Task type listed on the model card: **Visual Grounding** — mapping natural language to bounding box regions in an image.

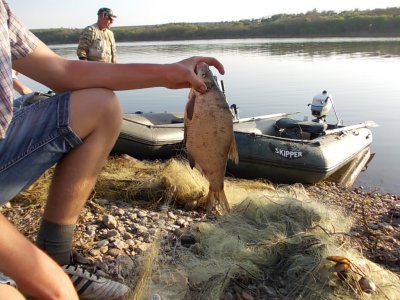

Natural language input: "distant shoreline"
[38,33,400,46]
[32,7,400,45]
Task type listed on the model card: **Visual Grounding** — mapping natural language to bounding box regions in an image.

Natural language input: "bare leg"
[0,88,121,299]
[43,88,122,224]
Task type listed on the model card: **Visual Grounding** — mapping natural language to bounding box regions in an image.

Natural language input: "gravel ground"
[305,182,400,275]
[1,166,399,297]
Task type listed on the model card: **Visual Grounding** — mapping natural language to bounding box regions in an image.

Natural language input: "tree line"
[33,7,400,45]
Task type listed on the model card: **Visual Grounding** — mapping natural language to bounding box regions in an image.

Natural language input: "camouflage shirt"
[76,24,116,63]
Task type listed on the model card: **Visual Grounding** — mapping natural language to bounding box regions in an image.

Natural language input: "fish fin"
[185,89,196,121]
[206,189,230,213]
[228,135,239,165]
[194,163,204,175]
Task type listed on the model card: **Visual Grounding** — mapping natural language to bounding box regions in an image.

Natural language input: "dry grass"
[14,156,276,210]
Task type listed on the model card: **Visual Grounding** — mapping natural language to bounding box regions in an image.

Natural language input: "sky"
[7,0,400,29]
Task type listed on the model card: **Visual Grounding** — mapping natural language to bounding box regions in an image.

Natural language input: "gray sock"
[36,219,76,266]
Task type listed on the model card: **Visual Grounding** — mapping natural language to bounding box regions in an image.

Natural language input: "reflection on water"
[22,38,400,194]
[51,37,400,60]
[119,39,400,61]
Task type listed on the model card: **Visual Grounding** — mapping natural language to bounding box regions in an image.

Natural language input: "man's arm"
[12,78,32,95]
[0,214,78,299]
[76,27,93,61]
[110,31,117,63]
[13,41,225,94]
[0,284,26,300]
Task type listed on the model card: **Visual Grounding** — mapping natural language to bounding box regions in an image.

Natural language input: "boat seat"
[275,118,328,138]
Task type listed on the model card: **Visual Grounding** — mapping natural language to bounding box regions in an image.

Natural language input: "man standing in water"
[77,7,117,63]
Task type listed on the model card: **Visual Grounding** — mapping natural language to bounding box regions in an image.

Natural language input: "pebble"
[224,292,234,300]
[103,215,117,229]
[3,180,400,291]
[241,290,254,300]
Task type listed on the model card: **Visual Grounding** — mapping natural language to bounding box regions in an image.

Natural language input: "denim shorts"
[0,91,82,204]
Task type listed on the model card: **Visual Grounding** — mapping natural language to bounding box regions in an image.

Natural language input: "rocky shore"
[1,158,399,298]
[306,182,400,275]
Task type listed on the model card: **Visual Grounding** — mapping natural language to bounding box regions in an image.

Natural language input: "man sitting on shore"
[0,1,225,299]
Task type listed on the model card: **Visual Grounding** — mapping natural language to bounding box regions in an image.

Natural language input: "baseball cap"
[98,8,117,19]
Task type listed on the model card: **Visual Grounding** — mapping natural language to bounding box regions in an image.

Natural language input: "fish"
[184,62,239,213]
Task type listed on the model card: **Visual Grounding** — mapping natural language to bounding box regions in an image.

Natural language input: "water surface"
[20,38,400,194]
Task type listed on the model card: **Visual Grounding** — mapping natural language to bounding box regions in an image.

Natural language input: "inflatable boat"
[227,91,377,186]
[112,112,185,159]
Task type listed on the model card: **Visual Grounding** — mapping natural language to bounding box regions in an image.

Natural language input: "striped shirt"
[0,0,39,138]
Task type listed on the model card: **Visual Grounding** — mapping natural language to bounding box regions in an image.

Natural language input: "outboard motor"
[230,104,239,121]
[310,90,332,123]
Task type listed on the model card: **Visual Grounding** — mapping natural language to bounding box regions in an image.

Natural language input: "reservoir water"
[20,38,400,194]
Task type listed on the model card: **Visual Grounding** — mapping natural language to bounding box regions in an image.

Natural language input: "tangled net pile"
[134,159,400,300]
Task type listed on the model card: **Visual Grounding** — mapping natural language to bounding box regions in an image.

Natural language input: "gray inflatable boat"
[112,112,184,159]
[227,91,377,186]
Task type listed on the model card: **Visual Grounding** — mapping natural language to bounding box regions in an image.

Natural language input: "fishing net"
[161,158,275,209]
[11,157,400,299]
[133,158,400,300]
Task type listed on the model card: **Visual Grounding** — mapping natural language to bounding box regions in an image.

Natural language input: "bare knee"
[69,88,122,139]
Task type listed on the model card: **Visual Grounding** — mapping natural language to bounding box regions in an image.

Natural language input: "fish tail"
[206,189,231,213]
[228,136,239,165]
